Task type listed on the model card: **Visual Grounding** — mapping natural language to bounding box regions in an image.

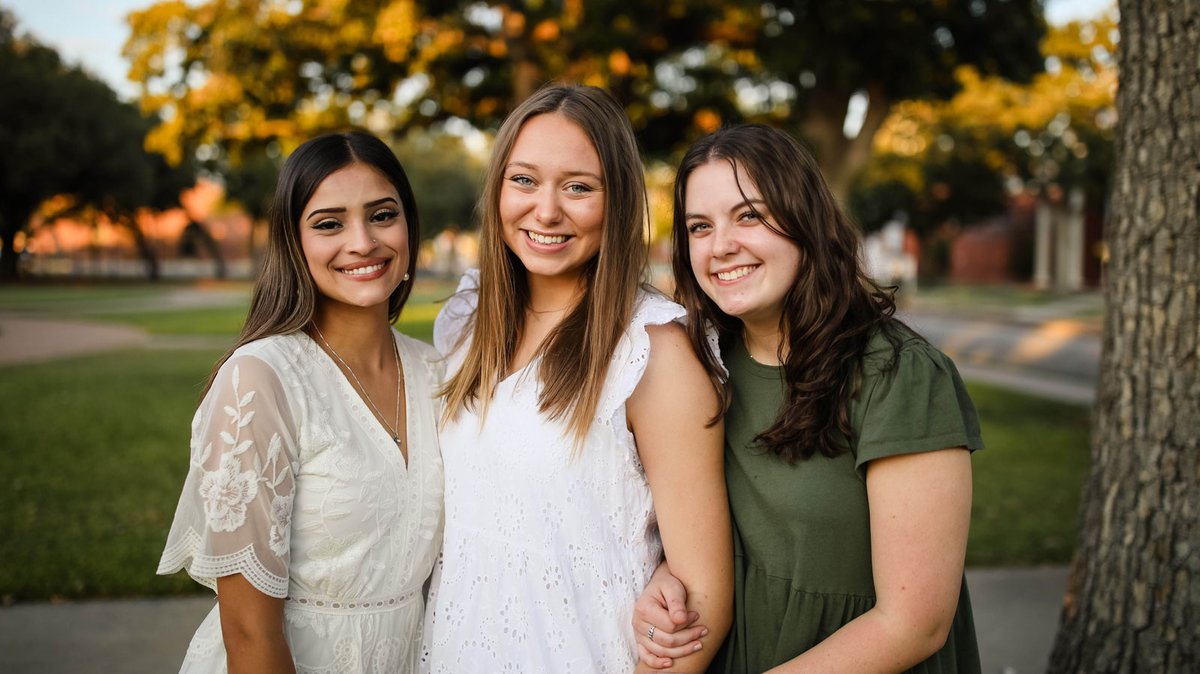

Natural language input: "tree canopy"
[124,0,1046,200]
[850,13,1117,235]
[0,11,193,281]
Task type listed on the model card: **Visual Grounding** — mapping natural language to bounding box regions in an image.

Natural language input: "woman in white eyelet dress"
[158,131,443,674]
[422,84,731,673]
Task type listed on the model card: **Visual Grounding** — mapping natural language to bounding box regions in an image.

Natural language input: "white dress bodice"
[158,330,444,673]
[422,270,684,673]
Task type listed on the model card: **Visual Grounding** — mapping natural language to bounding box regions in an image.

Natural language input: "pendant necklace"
[312,324,403,447]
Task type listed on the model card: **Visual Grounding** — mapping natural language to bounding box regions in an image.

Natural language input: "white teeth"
[528,231,567,245]
[341,262,386,276]
[716,266,755,281]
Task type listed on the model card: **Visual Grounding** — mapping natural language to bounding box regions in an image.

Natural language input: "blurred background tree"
[123,0,1045,200]
[0,10,194,281]
[851,14,1117,238]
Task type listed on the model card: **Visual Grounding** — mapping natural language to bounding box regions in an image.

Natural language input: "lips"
[338,259,389,276]
[715,264,758,281]
[526,230,571,245]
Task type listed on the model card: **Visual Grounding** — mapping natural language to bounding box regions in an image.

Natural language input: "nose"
[534,189,562,226]
[346,218,377,254]
[712,222,740,257]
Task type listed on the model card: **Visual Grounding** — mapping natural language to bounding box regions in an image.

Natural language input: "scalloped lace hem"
[158,528,288,598]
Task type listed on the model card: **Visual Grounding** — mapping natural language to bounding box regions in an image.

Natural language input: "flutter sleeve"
[433,268,480,358]
[157,353,299,598]
[853,336,984,473]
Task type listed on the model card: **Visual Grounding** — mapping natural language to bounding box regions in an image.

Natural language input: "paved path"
[0,315,149,366]
[0,566,1068,673]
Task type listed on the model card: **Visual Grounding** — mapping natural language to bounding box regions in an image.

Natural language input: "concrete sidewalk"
[0,566,1068,673]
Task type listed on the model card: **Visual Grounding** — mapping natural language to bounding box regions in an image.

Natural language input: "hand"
[633,564,708,669]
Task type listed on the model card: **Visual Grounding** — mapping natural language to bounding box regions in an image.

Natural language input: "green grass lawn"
[0,352,1091,601]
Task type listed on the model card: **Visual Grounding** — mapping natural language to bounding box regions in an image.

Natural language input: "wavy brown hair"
[672,124,902,462]
[203,131,420,396]
[440,84,648,443]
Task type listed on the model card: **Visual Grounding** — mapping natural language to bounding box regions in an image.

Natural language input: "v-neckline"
[304,330,410,470]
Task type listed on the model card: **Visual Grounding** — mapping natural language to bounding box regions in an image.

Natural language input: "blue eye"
[509,175,534,187]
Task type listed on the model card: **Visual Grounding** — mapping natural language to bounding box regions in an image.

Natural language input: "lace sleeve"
[157,354,299,598]
[433,269,480,357]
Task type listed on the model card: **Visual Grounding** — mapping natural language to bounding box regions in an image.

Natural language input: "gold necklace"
[312,324,403,447]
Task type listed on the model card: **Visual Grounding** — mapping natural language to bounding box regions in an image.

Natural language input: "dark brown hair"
[440,83,648,443]
[204,130,420,395]
[672,123,901,462]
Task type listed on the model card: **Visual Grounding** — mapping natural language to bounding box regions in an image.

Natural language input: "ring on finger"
[647,625,656,641]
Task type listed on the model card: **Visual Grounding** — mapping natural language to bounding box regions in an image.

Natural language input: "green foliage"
[0,11,194,281]
[850,15,1117,233]
[124,1,1045,201]
[394,130,484,237]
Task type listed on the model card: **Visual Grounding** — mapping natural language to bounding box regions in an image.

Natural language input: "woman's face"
[683,159,801,330]
[299,162,409,311]
[499,113,605,284]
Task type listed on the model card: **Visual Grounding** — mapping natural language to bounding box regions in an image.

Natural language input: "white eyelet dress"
[158,330,444,673]
[421,269,685,673]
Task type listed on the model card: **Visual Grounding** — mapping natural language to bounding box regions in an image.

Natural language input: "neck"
[311,302,393,369]
[741,322,786,366]
[525,273,585,316]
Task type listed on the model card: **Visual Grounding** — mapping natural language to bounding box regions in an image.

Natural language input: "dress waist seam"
[285,590,420,615]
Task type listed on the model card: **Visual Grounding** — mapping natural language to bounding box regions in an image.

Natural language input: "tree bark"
[1048,1,1200,671]
[799,83,891,205]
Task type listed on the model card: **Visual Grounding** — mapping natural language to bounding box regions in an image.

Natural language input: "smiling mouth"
[716,265,757,281]
[526,230,570,245]
[340,261,388,276]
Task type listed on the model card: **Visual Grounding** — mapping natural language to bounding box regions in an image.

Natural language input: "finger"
[644,623,709,656]
[662,579,691,625]
[637,642,675,670]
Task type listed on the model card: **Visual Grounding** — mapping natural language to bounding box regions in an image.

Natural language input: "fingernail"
[701,628,709,636]
[693,642,703,651]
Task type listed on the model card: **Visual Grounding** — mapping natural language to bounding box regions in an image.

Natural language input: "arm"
[633,560,707,669]
[627,322,733,673]
[766,448,972,674]
[216,573,296,673]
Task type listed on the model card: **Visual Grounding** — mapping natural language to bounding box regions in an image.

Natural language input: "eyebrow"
[684,198,768,221]
[505,161,603,182]
[305,197,399,221]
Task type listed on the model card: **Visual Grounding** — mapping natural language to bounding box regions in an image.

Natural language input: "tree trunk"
[1047,1,1200,671]
[799,84,891,205]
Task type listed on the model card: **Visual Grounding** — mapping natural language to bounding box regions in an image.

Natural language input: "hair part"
[203,130,420,396]
[671,123,902,462]
[440,83,649,444]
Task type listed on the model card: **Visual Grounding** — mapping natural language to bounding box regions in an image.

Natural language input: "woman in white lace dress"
[422,84,732,673]
[158,131,443,673]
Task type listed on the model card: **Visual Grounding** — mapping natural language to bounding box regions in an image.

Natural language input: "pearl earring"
[402,273,411,282]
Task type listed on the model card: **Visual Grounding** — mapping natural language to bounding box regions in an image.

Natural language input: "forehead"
[508,113,601,170]
[685,159,762,207]
[308,163,398,202]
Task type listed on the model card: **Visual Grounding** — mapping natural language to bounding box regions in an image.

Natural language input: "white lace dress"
[158,330,444,674]
[421,270,683,673]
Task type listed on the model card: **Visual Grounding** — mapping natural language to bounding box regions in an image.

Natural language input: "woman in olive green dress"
[632,124,983,673]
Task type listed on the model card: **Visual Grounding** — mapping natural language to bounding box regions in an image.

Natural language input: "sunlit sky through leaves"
[8,0,1114,104]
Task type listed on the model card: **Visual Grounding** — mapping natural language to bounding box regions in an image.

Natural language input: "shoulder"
[860,323,954,381]
[630,285,686,330]
[215,334,305,386]
[394,329,445,382]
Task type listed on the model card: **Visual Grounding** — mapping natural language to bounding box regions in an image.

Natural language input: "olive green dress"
[710,328,984,674]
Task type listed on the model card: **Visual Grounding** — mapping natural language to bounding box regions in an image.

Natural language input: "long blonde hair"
[441,84,648,442]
